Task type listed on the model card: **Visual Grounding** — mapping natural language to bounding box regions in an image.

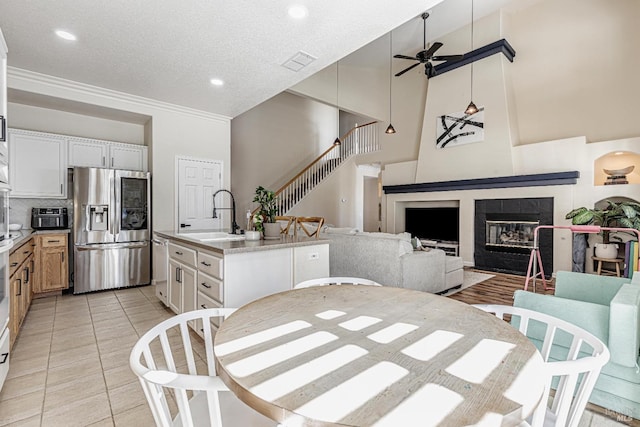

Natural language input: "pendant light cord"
[470,0,474,101]
[389,31,392,123]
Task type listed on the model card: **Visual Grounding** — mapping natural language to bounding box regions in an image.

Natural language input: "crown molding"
[7,67,231,122]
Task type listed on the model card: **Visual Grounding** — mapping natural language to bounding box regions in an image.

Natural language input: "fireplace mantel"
[383,171,580,194]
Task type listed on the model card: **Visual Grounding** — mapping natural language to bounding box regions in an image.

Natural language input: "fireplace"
[485,215,539,252]
[475,198,553,276]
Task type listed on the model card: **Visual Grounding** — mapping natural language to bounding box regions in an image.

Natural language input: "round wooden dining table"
[214,285,545,427]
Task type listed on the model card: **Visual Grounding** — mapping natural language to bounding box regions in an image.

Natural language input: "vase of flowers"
[252,186,280,239]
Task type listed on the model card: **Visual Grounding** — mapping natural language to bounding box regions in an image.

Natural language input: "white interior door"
[177,158,222,231]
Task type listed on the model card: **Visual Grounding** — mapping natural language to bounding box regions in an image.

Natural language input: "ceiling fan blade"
[424,42,443,58]
[395,62,420,77]
[431,54,465,62]
[393,54,417,60]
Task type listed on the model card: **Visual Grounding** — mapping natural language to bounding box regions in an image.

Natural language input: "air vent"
[282,51,317,72]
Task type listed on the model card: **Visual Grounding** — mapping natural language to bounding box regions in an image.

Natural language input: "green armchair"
[513,271,640,420]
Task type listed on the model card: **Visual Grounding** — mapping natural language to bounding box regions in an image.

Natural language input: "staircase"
[275,121,379,215]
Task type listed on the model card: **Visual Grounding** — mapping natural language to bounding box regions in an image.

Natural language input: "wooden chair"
[130,308,276,427]
[472,304,610,427]
[294,276,381,289]
[295,216,324,239]
[274,215,295,235]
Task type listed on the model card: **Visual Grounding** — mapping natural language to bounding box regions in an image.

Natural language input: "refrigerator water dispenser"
[88,205,109,231]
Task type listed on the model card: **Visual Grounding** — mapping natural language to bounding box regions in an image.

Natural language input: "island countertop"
[154,230,328,255]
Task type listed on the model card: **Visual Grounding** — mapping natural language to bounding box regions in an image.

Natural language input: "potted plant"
[565,200,640,258]
[252,186,280,239]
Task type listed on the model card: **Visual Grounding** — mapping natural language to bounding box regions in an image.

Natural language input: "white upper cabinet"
[68,139,147,171]
[68,139,108,168]
[109,143,147,171]
[9,129,67,198]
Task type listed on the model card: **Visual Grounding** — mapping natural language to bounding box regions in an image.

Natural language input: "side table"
[592,256,624,277]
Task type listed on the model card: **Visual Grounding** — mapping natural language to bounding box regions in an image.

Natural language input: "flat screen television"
[405,207,459,242]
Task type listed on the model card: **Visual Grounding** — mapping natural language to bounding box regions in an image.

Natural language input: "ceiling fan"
[394,12,465,78]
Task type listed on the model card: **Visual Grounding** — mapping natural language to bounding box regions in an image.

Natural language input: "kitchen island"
[153,231,329,336]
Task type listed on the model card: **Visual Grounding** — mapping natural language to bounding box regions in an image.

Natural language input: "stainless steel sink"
[181,232,245,242]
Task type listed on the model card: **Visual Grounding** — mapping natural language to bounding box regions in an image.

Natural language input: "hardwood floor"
[447,268,553,306]
[446,269,638,426]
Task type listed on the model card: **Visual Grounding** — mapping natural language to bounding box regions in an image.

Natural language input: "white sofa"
[321,228,464,294]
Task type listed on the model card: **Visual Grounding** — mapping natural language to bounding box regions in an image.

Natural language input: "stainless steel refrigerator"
[73,167,151,294]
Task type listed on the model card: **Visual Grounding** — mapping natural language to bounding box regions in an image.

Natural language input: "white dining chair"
[130,308,276,427]
[472,304,610,427]
[294,276,382,289]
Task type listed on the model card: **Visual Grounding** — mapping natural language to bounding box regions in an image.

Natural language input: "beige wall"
[230,91,338,215]
[287,158,359,228]
[291,30,429,167]
[8,102,146,144]
[508,0,640,145]
[8,69,230,231]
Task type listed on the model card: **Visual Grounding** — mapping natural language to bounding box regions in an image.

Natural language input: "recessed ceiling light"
[210,78,224,86]
[55,30,77,41]
[614,151,625,155]
[288,5,308,19]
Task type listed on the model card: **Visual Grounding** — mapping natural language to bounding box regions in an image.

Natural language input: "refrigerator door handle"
[75,242,149,251]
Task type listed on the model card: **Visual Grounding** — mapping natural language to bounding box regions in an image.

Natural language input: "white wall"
[8,69,230,231]
[8,102,145,144]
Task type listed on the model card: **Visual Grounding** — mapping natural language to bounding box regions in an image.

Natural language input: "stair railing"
[273,121,379,214]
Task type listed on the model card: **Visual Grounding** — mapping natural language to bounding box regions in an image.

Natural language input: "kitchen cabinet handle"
[10,262,18,267]
[200,304,207,309]
[60,184,63,193]
[24,266,29,284]
[48,240,61,243]
[175,251,183,255]
[200,282,211,289]
[61,252,64,263]
[16,279,21,296]
[0,353,8,364]
[175,267,180,283]
[23,250,29,254]
[201,261,211,267]
[102,156,106,166]
[111,157,114,167]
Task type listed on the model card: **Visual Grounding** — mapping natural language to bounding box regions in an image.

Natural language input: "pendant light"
[334,60,341,145]
[385,31,396,134]
[464,0,478,116]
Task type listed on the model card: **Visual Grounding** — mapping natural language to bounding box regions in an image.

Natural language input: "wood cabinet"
[8,238,35,348]
[8,130,67,198]
[68,138,148,171]
[35,234,68,293]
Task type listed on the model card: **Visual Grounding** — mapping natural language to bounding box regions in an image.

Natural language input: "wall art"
[436,107,484,149]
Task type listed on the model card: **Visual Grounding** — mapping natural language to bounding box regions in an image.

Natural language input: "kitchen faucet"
[212,189,240,234]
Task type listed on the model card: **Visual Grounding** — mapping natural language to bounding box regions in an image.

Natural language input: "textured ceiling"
[0,0,518,118]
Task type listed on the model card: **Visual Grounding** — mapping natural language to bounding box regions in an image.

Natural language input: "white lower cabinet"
[159,238,329,335]
[168,246,197,316]
[0,328,9,393]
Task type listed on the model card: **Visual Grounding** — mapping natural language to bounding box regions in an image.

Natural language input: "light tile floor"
[0,285,635,426]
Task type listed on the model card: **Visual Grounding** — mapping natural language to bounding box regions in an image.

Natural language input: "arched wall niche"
[594,151,640,186]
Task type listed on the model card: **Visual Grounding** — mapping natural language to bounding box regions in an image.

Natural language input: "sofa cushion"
[324,227,359,235]
[445,256,463,274]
